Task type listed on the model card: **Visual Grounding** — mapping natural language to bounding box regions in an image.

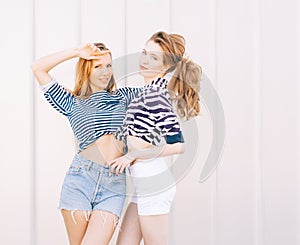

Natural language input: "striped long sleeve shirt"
[43,79,142,153]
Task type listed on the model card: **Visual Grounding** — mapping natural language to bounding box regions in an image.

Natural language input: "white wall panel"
[171,114,214,245]
[126,0,171,54]
[0,1,32,244]
[81,0,126,58]
[214,0,258,244]
[171,0,216,81]
[170,1,216,244]
[260,0,299,244]
[34,0,81,244]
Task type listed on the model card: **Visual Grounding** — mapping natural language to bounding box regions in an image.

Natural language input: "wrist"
[69,47,81,58]
[126,153,136,161]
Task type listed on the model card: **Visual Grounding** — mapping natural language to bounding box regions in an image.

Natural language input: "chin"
[139,70,147,76]
[139,70,156,78]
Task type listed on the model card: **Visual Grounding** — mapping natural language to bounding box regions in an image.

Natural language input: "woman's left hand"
[109,155,135,175]
[77,43,109,60]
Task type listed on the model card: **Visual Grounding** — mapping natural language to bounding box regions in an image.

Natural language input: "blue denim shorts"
[58,154,126,218]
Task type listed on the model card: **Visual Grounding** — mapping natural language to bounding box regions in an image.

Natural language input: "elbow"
[31,61,39,74]
[31,59,45,75]
[176,142,185,154]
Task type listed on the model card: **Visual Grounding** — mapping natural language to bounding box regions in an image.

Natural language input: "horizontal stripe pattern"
[115,78,184,145]
[44,80,141,152]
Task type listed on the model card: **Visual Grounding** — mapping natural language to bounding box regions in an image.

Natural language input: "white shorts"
[129,157,176,216]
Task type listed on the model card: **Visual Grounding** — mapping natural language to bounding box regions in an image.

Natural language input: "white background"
[0,0,299,244]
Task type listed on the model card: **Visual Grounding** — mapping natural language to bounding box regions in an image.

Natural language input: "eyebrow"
[143,49,161,59]
[93,62,103,67]
[93,61,112,66]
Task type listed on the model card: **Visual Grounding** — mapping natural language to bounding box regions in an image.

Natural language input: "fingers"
[109,162,116,174]
[109,159,120,175]
[88,43,97,51]
[89,55,102,59]
[88,43,110,55]
[109,163,121,176]
[108,155,132,175]
[120,165,126,174]
[115,164,122,176]
[109,160,127,176]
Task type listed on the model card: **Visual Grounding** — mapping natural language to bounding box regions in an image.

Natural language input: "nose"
[100,67,110,75]
[140,53,149,65]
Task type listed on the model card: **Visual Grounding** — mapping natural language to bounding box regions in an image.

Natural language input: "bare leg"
[81,210,118,245]
[116,203,142,245]
[61,209,89,245]
[139,214,169,245]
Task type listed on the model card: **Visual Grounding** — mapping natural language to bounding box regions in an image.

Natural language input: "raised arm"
[31,43,107,86]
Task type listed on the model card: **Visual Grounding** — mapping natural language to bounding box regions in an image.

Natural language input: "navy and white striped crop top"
[115,77,184,145]
[43,79,142,153]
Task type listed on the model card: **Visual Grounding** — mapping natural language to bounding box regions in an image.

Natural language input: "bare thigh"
[61,209,118,245]
[81,210,119,245]
[139,214,169,245]
[116,203,142,245]
[61,209,89,245]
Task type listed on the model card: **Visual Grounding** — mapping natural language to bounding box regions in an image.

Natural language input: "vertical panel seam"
[30,0,36,244]
[169,0,172,32]
[168,2,174,245]
[78,0,82,45]
[212,0,218,244]
[253,0,263,244]
[124,0,128,86]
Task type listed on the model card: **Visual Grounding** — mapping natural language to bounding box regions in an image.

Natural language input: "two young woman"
[32,31,201,245]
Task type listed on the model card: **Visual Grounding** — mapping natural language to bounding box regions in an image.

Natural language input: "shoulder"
[144,85,170,101]
[45,79,74,97]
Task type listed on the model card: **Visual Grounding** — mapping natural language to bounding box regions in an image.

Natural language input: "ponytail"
[149,31,202,119]
[168,59,201,120]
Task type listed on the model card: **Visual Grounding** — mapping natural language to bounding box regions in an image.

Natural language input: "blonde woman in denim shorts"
[32,43,142,245]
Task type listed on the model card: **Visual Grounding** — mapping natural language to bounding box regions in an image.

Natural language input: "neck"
[144,75,162,85]
[90,85,106,93]
[92,89,105,93]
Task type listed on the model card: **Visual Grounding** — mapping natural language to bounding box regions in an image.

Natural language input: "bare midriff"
[79,134,124,166]
[127,135,153,152]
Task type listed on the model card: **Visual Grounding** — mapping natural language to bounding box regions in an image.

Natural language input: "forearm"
[127,142,185,161]
[31,47,79,86]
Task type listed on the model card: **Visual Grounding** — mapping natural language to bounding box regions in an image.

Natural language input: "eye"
[107,64,112,68]
[94,65,102,69]
[151,55,158,61]
[142,50,146,55]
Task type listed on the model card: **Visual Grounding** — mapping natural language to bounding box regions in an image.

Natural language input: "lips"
[99,78,109,82]
[140,65,149,70]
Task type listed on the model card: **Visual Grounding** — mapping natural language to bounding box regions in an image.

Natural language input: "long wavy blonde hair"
[73,43,116,98]
[149,31,201,120]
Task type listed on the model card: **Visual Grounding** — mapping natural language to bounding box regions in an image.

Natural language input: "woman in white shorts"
[110,31,202,245]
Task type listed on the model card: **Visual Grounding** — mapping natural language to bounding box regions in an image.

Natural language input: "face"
[139,40,167,83]
[89,53,113,92]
